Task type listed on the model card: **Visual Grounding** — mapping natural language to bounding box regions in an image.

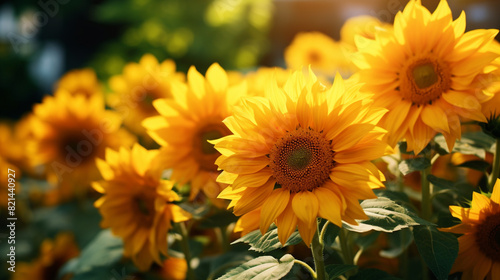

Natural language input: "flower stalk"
[490,138,500,192]
[311,220,327,280]
[175,222,196,280]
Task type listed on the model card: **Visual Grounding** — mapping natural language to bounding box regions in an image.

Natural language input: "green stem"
[294,260,317,279]
[311,220,327,280]
[339,229,355,276]
[420,165,432,221]
[215,226,230,253]
[174,222,196,280]
[490,138,500,192]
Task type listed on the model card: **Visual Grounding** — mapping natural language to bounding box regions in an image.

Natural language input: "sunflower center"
[60,132,98,164]
[399,56,451,106]
[133,193,156,226]
[308,51,321,64]
[269,127,335,193]
[475,211,500,262]
[135,197,151,216]
[193,122,230,172]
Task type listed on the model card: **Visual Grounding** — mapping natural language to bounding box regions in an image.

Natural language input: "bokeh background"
[1,0,500,121]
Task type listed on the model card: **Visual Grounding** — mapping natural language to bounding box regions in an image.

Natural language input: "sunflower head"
[55,68,102,98]
[440,179,500,279]
[143,63,247,205]
[214,69,391,246]
[354,0,499,154]
[107,54,185,139]
[27,90,135,196]
[340,15,392,50]
[93,144,191,271]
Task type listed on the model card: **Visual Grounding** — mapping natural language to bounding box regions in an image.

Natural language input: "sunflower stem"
[174,222,196,280]
[339,228,356,278]
[420,165,432,221]
[294,259,317,279]
[311,220,327,280]
[489,138,500,192]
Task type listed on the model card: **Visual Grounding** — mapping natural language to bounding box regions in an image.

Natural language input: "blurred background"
[1,0,499,121]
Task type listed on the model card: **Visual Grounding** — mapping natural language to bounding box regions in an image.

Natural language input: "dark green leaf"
[412,225,458,280]
[350,268,401,280]
[380,228,413,258]
[60,229,126,280]
[356,231,381,249]
[398,157,431,175]
[326,264,357,279]
[455,160,491,172]
[199,210,239,229]
[342,198,433,233]
[217,254,295,280]
[322,221,341,246]
[427,175,454,190]
[232,225,302,253]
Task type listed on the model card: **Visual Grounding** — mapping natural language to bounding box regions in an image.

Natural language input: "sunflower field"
[2,0,500,279]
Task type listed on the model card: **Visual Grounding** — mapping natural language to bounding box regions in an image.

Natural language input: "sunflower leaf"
[216,254,295,280]
[231,224,302,253]
[325,264,358,279]
[412,225,458,280]
[398,157,431,175]
[343,197,433,233]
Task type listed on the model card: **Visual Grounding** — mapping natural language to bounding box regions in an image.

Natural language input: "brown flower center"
[59,131,99,165]
[193,123,230,172]
[269,127,335,192]
[475,211,500,262]
[133,193,156,226]
[399,56,451,106]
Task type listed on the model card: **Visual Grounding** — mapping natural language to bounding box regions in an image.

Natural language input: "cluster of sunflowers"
[2,0,500,279]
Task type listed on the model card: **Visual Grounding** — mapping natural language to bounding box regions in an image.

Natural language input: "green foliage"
[412,225,458,280]
[434,131,496,159]
[199,210,239,229]
[342,197,433,233]
[217,254,295,280]
[350,268,401,280]
[60,229,128,280]
[398,157,431,176]
[232,224,303,253]
[380,228,413,258]
[325,264,358,279]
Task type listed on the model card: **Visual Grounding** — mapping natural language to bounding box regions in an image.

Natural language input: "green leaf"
[412,225,458,280]
[350,268,401,280]
[325,264,357,279]
[217,254,295,280]
[434,133,495,159]
[232,224,302,253]
[199,210,239,229]
[380,228,413,258]
[398,157,431,175]
[455,160,491,172]
[342,198,433,233]
[60,229,126,280]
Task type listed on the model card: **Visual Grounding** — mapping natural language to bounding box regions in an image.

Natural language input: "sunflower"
[55,68,102,98]
[27,90,135,197]
[340,15,392,50]
[440,179,500,279]
[93,144,191,271]
[108,54,185,139]
[354,0,499,154]
[14,233,79,280]
[213,69,391,246]
[284,32,346,76]
[143,63,247,204]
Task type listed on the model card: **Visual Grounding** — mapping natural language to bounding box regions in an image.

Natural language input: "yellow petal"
[260,188,290,234]
[292,191,319,226]
[314,187,342,227]
[276,199,298,245]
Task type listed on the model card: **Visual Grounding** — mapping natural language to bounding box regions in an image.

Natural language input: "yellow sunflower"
[108,54,185,139]
[213,69,391,246]
[354,0,499,154]
[440,179,500,279]
[27,90,135,197]
[93,144,191,271]
[55,68,102,98]
[340,15,392,50]
[143,63,247,204]
[284,32,346,76]
[14,233,79,280]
